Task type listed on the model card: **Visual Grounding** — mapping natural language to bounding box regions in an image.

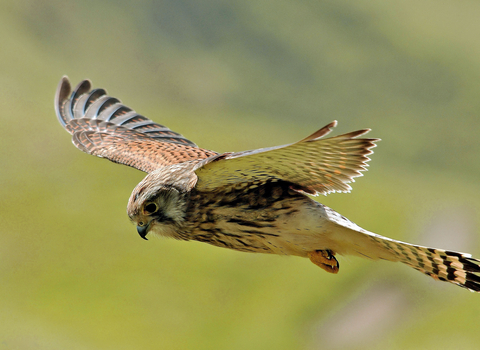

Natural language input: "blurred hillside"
[1,0,480,349]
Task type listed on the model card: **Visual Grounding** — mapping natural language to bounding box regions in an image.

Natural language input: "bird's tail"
[320,205,480,292]
[367,234,480,292]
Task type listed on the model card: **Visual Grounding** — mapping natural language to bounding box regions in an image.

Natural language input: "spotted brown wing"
[55,77,217,173]
[195,121,379,195]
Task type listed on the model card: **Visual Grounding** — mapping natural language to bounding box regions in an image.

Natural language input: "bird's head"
[127,168,194,240]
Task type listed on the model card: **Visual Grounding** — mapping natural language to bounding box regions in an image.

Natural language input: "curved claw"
[308,250,339,274]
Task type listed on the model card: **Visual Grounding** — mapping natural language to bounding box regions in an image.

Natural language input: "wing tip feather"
[299,121,338,142]
[54,76,72,127]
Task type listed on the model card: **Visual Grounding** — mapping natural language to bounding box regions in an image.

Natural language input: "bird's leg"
[308,250,339,274]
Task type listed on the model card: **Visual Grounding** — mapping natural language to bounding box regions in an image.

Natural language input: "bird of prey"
[55,76,480,292]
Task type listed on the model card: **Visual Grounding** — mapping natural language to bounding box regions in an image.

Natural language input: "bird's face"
[127,181,187,240]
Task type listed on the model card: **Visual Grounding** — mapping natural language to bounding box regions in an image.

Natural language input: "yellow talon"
[308,250,339,274]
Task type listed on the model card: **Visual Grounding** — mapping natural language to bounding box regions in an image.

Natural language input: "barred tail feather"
[372,236,480,292]
[322,206,480,292]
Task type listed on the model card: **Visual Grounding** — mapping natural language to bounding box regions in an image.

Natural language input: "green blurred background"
[1,0,480,349]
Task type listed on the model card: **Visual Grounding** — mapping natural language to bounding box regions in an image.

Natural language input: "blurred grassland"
[1,0,480,349]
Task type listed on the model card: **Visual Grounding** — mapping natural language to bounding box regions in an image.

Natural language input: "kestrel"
[55,76,480,292]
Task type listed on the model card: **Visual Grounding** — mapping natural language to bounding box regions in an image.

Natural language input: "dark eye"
[144,202,158,215]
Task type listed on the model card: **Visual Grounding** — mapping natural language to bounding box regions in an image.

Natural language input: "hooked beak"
[137,222,150,240]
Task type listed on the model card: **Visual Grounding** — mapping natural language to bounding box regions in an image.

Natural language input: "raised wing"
[194,121,379,195]
[55,77,217,173]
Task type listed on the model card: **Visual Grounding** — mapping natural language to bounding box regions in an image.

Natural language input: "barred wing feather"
[55,77,217,173]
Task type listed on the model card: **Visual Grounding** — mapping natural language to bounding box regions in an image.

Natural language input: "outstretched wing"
[55,76,217,173]
[195,121,379,195]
